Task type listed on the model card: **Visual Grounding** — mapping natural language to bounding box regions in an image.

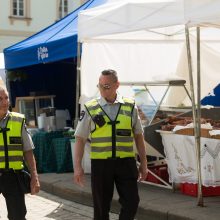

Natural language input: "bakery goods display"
[160,116,220,139]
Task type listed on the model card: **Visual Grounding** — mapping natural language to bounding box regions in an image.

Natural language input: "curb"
[40,178,193,220]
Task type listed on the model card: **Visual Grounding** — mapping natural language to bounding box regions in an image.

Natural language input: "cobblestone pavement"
[0,191,119,220]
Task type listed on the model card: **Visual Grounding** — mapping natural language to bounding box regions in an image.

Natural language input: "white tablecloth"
[160,132,220,186]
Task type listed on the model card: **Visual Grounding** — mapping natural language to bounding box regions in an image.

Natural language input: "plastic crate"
[180,183,220,197]
[145,164,169,185]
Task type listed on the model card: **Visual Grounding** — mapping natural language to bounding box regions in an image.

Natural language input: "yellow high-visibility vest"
[85,98,135,159]
[0,112,24,170]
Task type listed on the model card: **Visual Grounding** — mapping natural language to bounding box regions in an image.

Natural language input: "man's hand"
[23,150,40,194]
[30,175,40,195]
[73,167,85,187]
[138,164,148,182]
[73,136,86,187]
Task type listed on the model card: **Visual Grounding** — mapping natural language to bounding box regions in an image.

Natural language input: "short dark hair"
[101,69,118,82]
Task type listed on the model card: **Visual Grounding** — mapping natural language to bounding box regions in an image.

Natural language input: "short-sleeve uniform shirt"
[75,94,143,140]
[0,111,34,152]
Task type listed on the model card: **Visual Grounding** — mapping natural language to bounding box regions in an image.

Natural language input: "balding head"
[0,86,9,119]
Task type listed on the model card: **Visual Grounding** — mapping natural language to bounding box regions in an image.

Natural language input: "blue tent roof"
[3,0,106,70]
[201,83,220,106]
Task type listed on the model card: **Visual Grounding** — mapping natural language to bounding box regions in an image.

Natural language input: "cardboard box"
[180,183,220,197]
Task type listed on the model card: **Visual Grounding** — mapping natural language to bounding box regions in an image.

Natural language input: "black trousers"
[91,158,139,220]
[0,172,26,220]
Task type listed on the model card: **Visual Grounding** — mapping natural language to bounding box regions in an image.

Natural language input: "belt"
[0,168,22,173]
[91,157,135,161]
[107,157,134,160]
[0,169,23,177]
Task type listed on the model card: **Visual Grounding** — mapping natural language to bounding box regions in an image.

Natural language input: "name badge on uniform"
[116,129,131,136]
[10,137,22,144]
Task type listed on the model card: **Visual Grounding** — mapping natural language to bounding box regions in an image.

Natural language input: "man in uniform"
[0,86,40,220]
[73,69,147,220]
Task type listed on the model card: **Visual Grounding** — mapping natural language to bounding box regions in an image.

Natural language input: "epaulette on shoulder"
[123,97,135,104]
[85,98,98,106]
[10,112,25,119]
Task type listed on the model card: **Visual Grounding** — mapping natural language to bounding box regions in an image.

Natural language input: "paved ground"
[0,191,118,220]
[2,173,220,219]
[39,173,220,220]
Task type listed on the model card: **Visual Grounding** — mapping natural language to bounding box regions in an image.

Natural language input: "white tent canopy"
[0,53,5,69]
[78,0,220,41]
[78,0,220,105]
[0,53,6,86]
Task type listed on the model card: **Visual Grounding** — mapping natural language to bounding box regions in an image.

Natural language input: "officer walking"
[0,86,40,220]
[73,69,148,220]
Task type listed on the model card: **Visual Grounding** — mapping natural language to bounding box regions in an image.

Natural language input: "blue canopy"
[201,84,220,106]
[3,0,106,70]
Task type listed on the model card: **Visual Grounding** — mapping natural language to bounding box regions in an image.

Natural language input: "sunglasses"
[97,83,112,90]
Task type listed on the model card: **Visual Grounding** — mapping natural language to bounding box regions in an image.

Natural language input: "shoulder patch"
[79,110,85,121]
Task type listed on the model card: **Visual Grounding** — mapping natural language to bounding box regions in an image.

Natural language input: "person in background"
[0,86,40,220]
[73,69,148,220]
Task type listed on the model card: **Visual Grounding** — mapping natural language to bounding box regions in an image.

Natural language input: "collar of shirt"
[0,111,9,121]
[97,93,124,107]
[0,111,10,127]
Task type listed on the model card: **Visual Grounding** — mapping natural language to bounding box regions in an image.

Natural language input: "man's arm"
[73,136,86,187]
[134,133,148,181]
[24,150,40,195]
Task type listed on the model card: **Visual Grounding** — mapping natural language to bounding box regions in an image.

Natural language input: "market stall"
[77,0,220,204]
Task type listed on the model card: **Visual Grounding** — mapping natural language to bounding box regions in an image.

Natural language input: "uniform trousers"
[91,158,139,220]
[0,172,27,220]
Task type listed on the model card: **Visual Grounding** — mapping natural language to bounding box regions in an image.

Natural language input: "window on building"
[59,0,68,19]
[12,0,25,17]
[9,0,31,25]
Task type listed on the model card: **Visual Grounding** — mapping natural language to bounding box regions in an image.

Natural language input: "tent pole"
[196,26,203,206]
[185,25,203,206]
[74,41,81,129]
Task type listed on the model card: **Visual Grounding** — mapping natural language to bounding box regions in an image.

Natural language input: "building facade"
[0,0,86,52]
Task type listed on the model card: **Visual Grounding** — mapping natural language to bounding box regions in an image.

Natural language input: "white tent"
[0,53,5,69]
[0,53,6,86]
[78,0,220,40]
[77,0,220,204]
[78,0,220,106]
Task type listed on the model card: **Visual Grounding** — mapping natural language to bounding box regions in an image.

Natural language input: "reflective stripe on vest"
[0,112,24,170]
[85,98,135,159]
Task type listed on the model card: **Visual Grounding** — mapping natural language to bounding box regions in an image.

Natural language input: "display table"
[48,137,73,173]
[159,131,220,186]
[32,131,73,173]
